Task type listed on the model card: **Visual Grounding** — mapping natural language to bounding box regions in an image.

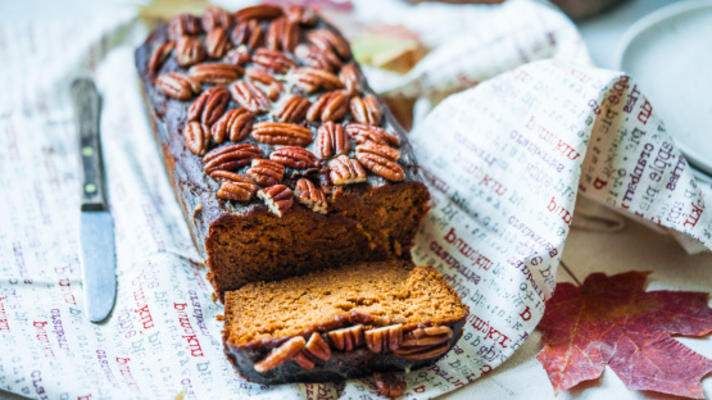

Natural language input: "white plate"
[617,0,712,176]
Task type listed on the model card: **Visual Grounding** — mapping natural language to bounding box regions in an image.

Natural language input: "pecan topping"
[205,27,231,59]
[303,332,331,361]
[350,95,382,126]
[276,94,311,123]
[373,373,407,398]
[189,63,243,85]
[339,64,362,97]
[392,342,450,361]
[327,325,363,352]
[225,47,250,66]
[306,91,348,122]
[307,29,351,59]
[251,122,313,146]
[246,158,285,186]
[295,178,327,214]
[328,155,367,185]
[266,17,298,52]
[289,67,344,94]
[254,336,304,373]
[201,5,232,31]
[231,20,263,49]
[252,48,295,75]
[401,326,453,347]
[203,143,262,173]
[315,122,349,159]
[182,121,209,156]
[356,152,405,182]
[156,72,200,100]
[187,86,230,125]
[148,40,174,77]
[167,14,202,40]
[364,324,404,353]
[235,5,283,23]
[175,36,205,67]
[295,44,341,72]
[292,352,315,370]
[257,184,293,217]
[270,146,318,169]
[211,171,258,202]
[284,5,317,26]
[210,108,253,144]
[229,81,271,114]
[355,142,400,162]
[245,67,284,100]
[345,124,400,146]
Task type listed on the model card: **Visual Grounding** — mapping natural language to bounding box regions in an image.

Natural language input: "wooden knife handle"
[71,78,106,211]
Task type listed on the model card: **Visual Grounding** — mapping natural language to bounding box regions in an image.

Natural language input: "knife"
[71,78,117,323]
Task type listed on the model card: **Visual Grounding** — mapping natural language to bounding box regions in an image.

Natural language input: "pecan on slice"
[364,324,404,353]
[182,121,209,156]
[187,86,230,125]
[270,146,318,169]
[211,171,258,202]
[355,141,400,162]
[225,47,251,67]
[235,4,283,23]
[356,152,405,182]
[293,331,331,369]
[294,44,341,73]
[339,64,362,97]
[156,72,201,100]
[148,40,174,78]
[315,122,349,159]
[275,94,311,123]
[231,20,263,49]
[246,158,285,186]
[401,326,453,347]
[307,29,351,59]
[392,342,450,361]
[189,63,243,85]
[350,95,382,126]
[284,5,317,26]
[257,184,293,217]
[201,5,232,31]
[210,108,253,143]
[203,143,262,173]
[292,352,315,370]
[245,67,284,100]
[251,122,313,146]
[254,335,305,373]
[373,373,406,398]
[205,27,231,59]
[289,67,344,94]
[345,124,400,146]
[167,14,202,40]
[327,325,364,352]
[266,17,298,53]
[328,155,367,185]
[294,178,327,214]
[175,36,205,67]
[228,81,271,114]
[252,48,295,75]
[306,91,348,122]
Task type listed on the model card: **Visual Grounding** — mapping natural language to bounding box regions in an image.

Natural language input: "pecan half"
[167,14,202,40]
[182,121,208,156]
[292,352,315,370]
[306,91,348,122]
[205,27,231,59]
[339,64,362,97]
[356,152,405,182]
[187,86,230,125]
[345,124,400,146]
[294,178,327,214]
[327,325,364,352]
[328,155,367,185]
[355,142,400,162]
[307,29,351,59]
[364,324,404,353]
[203,143,262,173]
[257,184,293,217]
[275,94,311,123]
[246,158,285,186]
[175,36,205,67]
[373,373,407,398]
[254,336,304,373]
[211,171,258,202]
[294,44,341,72]
[189,63,243,85]
[289,67,344,94]
[201,5,232,31]
[252,48,295,75]
[156,72,201,100]
[401,326,453,347]
[392,342,450,361]
[284,5,317,26]
[225,47,251,66]
[315,122,349,159]
[235,5,283,23]
[231,20,263,49]
[229,81,271,114]
[350,95,382,126]
[210,108,253,143]
[245,67,284,100]
[293,331,331,369]
[266,17,298,52]
[148,40,174,77]
[270,146,318,169]
[251,122,313,146]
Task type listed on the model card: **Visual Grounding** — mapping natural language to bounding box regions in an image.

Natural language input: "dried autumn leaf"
[537,271,712,399]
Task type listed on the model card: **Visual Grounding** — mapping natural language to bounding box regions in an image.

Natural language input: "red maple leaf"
[537,271,712,399]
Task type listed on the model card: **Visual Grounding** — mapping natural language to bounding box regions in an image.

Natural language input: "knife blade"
[71,78,117,323]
